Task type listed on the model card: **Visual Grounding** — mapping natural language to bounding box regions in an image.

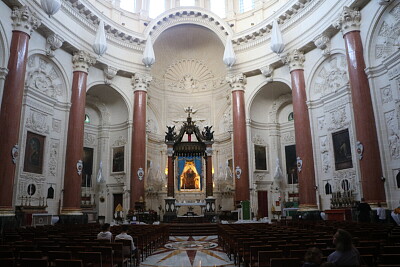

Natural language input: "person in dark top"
[327,229,360,266]
[302,247,323,267]
[357,198,372,222]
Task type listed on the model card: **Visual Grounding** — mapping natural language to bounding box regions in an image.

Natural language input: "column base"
[58,214,87,224]
[60,208,83,216]
[298,204,318,211]
[0,207,15,216]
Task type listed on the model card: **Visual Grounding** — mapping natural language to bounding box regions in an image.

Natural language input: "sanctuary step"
[167,223,218,236]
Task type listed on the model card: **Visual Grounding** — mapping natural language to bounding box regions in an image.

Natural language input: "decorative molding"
[269,94,292,123]
[48,140,59,177]
[112,136,127,146]
[26,55,65,100]
[328,105,350,131]
[312,54,348,98]
[381,85,393,104]
[26,110,50,134]
[26,99,54,115]
[132,73,152,92]
[46,33,64,58]
[72,50,96,73]
[283,49,305,72]
[113,175,125,184]
[282,131,295,144]
[52,119,61,133]
[11,6,41,36]
[103,65,118,85]
[385,110,400,159]
[252,134,266,145]
[318,116,326,130]
[375,4,400,61]
[0,67,8,80]
[163,59,220,93]
[84,132,96,146]
[333,6,361,35]
[379,0,394,5]
[226,73,247,92]
[260,65,274,83]
[313,33,331,56]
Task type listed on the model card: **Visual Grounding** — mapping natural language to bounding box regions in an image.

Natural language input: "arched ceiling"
[250,81,292,123]
[151,24,227,81]
[86,85,129,125]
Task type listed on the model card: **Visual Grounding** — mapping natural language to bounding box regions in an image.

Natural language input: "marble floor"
[140,235,234,267]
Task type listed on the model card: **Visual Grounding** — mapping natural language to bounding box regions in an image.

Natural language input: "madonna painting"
[180,160,200,190]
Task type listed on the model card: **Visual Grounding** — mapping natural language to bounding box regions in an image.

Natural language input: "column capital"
[131,73,152,92]
[333,6,361,35]
[226,73,247,92]
[72,50,96,73]
[0,67,9,80]
[283,49,305,72]
[313,33,331,56]
[11,6,41,36]
[46,33,64,57]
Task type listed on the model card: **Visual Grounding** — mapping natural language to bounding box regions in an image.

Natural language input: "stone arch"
[25,53,69,103]
[308,52,349,102]
[145,7,233,44]
[0,19,9,67]
[365,1,400,67]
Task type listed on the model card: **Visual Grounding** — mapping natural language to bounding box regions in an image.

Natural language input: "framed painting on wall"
[332,129,353,170]
[112,146,125,173]
[254,144,267,171]
[23,131,45,174]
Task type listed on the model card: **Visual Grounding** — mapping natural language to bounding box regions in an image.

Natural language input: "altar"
[175,202,206,216]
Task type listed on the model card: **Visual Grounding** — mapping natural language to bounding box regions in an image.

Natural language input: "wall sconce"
[165,167,168,176]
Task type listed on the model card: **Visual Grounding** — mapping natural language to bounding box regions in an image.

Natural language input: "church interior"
[0,0,400,266]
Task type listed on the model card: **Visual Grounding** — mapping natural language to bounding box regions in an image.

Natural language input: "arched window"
[120,0,136,12]
[149,0,165,18]
[239,0,254,13]
[288,112,294,121]
[180,0,195,6]
[84,114,90,124]
[211,0,226,18]
[325,182,332,195]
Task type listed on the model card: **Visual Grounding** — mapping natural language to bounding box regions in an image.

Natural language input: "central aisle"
[140,235,234,267]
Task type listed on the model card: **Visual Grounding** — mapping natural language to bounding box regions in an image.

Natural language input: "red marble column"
[0,6,40,214]
[61,51,95,215]
[205,144,213,197]
[227,74,250,202]
[335,7,385,203]
[130,73,151,209]
[285,49,317,209]
[167,144,175,198]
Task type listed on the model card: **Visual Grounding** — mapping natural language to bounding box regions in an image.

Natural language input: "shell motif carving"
[164,59,218,92]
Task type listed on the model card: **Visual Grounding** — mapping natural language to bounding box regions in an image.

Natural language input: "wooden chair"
[19,250,44,259]
[269,257,301,267]
[48,251,72,266]
[0,258,15,267]
[249,245,272,267]
[77,251,102,267]
[379,254,400,265]
[20,258,48,267]
[92,246,117,267]
[257,250,283,267]
[0,250,14,259]
[54,259,83,267]
[115,239,138,267]
[111,243,128,267]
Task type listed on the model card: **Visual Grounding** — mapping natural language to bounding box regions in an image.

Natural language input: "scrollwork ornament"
[137,167,144,181]
[356,141,364,160]
[11,144,19,164]
[77,160,83,175]
[297,157,303,172]
[235,166,242,179]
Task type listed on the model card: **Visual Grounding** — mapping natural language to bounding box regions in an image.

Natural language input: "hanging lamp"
[92,20,107,57]
[142,35,155,67]
[270,19,285,55]
[223,36,236,68]
[40,0,61,18]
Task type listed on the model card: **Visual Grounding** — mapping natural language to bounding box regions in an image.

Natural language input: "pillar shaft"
[205,153,213,197]
[62,71,88,214]
[167,146,175,197]
[335,6,386,203]
[0,31,30,212]
[343,31,385,202]
[291,69,317,208]
[227,74,250,202]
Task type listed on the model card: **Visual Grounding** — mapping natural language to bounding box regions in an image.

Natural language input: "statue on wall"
[165,125,176,142]
[202,126,214,141]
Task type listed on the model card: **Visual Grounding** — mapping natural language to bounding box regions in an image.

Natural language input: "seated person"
[97,223,112,242]
[115,224,136,254]
[327,229,360,266]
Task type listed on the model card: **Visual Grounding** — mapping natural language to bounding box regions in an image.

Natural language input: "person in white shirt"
[115,224,136,253]
[376,202,386,223]
[97,223,112,242]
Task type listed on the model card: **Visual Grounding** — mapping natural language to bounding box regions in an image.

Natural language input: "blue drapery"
[177,156,202,190]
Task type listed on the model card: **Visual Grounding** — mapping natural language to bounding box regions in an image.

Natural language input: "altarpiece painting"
[177,157,202,191]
